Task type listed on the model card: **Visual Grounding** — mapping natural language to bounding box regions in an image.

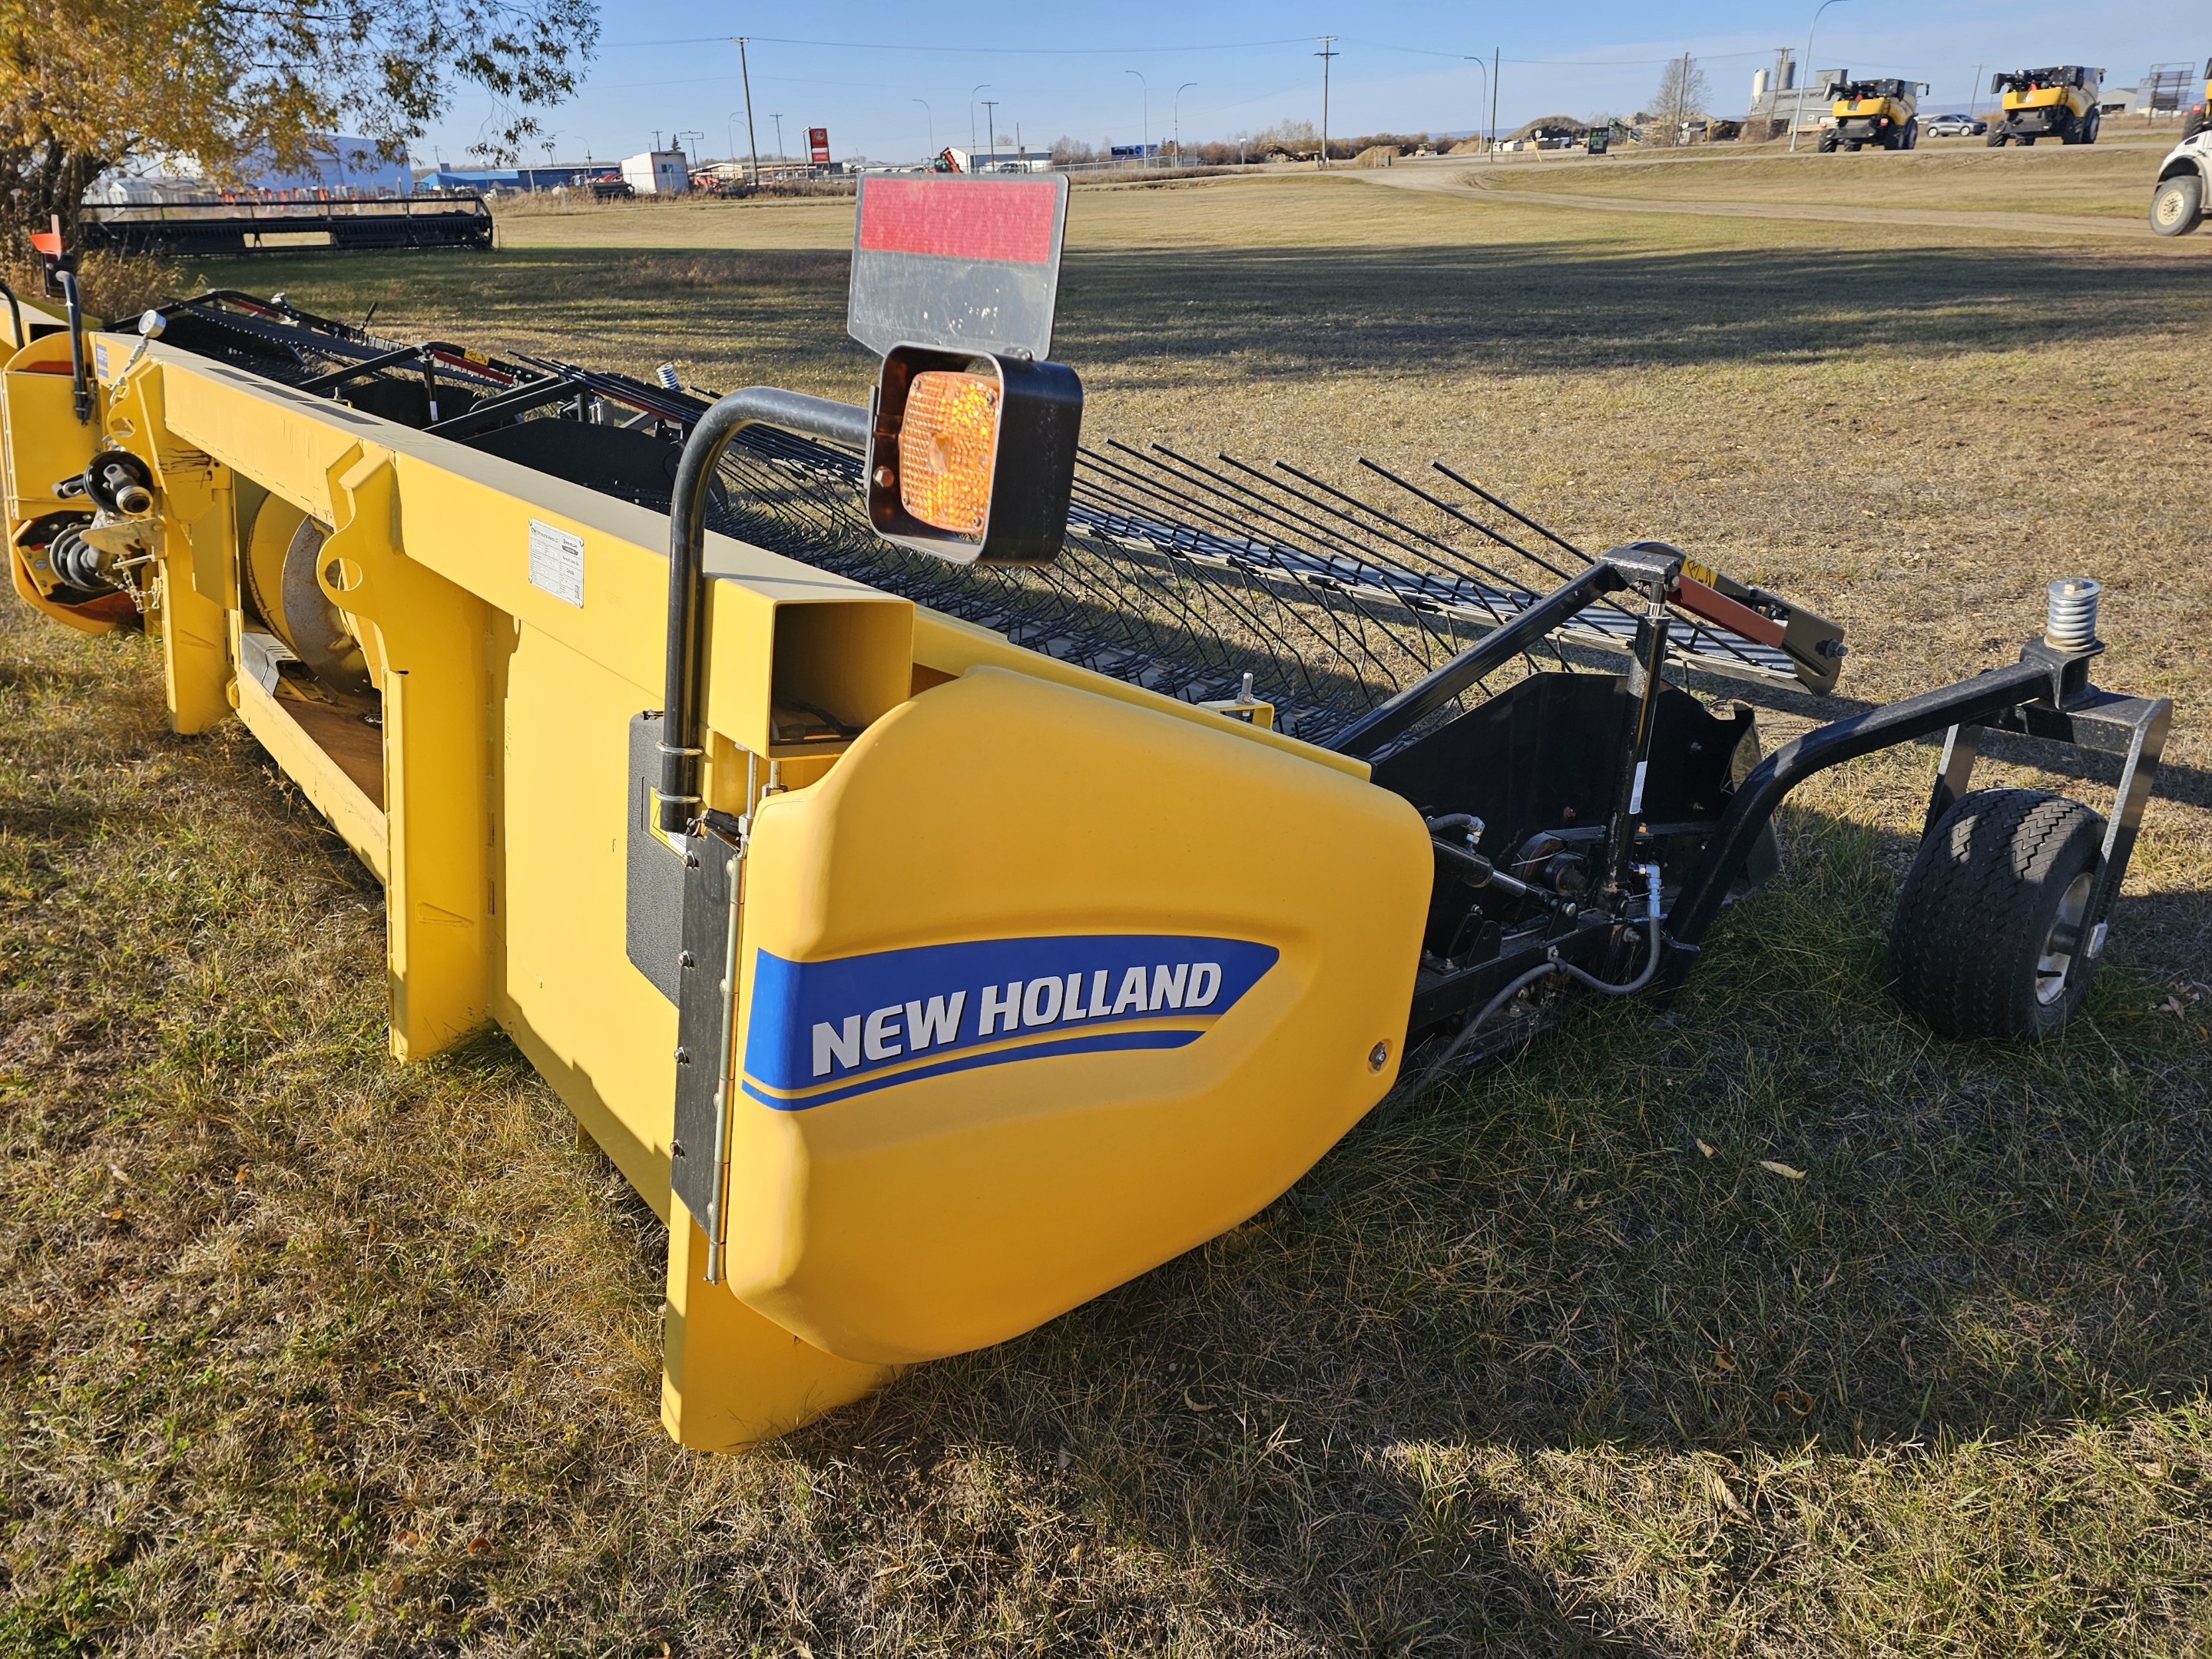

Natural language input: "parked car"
[1923,113,1988,137]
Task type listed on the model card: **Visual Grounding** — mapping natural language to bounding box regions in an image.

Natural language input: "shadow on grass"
[195,237,2210,386]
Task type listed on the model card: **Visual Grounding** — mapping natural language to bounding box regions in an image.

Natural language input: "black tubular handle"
[0,278,22,352]
[57,271,91,424]
[1667,657,2051,946]
[657,386,871,833]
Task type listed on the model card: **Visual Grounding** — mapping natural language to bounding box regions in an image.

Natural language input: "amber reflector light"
[897,370,999,535]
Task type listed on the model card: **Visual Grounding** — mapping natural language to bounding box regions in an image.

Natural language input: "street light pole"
[770,113,784,165]
[1969,62,1985,121]
[912,98,933,161]
[1789,0,1851,152]
[970,84,990,168]
[1174,81,1195,166]
[1462,57,1487,151]
[735,37,760,187]
[1316,36,1339,167]
[1125,70,1149,168]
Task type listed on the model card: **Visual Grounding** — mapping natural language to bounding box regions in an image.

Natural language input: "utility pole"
[982,100,999,165]
[1969,62,1985,120]
[770,113,784,164]
[735,38,760,187]
[1125,70,1149,168]
[1492,48,1501,152]
[1316,37,1339,167]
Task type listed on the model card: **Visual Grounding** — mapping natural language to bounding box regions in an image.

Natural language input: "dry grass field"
[5,148,2210,1655]
[1468,139,2171,220]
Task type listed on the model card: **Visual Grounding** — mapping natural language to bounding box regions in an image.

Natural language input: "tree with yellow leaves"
[0,0,596,245]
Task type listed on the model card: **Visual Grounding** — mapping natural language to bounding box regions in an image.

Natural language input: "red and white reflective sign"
[808,127,830,164]
[846,173,1068,363]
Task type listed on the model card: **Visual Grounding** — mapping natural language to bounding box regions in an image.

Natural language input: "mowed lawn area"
[5,151,2210,1654]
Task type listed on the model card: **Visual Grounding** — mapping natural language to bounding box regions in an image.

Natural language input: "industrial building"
[1743,50,1846,131]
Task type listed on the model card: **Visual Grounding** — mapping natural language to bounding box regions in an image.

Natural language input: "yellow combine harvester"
[1,184,2172,1450]
[1987,66,2104,146]
[1816,76,1928,151]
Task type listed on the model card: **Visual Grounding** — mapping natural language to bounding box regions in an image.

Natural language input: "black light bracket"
[865,343,1082,568]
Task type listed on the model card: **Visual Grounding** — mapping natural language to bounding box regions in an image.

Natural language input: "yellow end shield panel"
[722,665,1432,1365]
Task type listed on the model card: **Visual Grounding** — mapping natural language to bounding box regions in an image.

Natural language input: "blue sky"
[418,1,2205,168]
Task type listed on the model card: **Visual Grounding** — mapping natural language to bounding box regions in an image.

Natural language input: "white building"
[621,151,691,195]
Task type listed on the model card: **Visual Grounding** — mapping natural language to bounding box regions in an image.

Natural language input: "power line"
[598,32,1313,55]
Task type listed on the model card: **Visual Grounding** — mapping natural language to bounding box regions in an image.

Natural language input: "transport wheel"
[1816,131,1836,152]
[2018,134,2037,147]
[2152,173,2205,236]
[1988,129,2008,147]
[1902,118,1919,149]
[1889,788,2108,1041]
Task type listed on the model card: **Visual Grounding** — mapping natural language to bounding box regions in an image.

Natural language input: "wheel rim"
[2035,872,2094,1005]
[2155,188,2184,227]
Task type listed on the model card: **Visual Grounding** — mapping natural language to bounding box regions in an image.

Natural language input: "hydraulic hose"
[1404,863,1666,1095]
[657,386,870,833]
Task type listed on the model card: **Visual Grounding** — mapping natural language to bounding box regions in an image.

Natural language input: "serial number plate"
[527,518,584,608]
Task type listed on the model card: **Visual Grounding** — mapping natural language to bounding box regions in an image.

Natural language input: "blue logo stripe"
[743,1027,1201,1111]
[740,931,1277,1111]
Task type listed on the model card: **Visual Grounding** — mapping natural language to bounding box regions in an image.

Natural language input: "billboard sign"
[809,127,831,164]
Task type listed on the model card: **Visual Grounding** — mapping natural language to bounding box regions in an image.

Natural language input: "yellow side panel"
[493,616,682,1211]
[4,339,100,532]
[721,666,1432,1365]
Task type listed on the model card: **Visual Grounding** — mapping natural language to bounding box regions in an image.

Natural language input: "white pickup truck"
[2152,129,2210,236]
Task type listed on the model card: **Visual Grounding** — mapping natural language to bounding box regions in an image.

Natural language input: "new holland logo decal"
[741,933,1279,1110]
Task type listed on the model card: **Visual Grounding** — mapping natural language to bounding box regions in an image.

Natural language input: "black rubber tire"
[1890,788,2108,1041]
[2019,134,2038,147]
[1817,131,1837,153]
[1988,129,2008,147]
[2152,173,2205,237]
[2083,112,2100,144]
[1901,118,1919,150]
